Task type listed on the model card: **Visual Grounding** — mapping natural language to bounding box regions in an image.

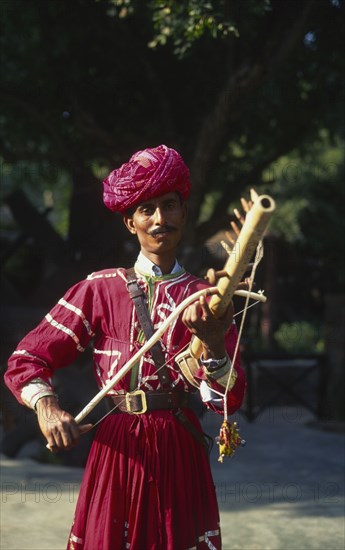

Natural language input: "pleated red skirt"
[67,409,221,550]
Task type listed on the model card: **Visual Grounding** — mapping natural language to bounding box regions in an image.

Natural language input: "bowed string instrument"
[47,189,276,461]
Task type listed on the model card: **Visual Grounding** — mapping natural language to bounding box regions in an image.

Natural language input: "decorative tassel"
[216,419,246,463]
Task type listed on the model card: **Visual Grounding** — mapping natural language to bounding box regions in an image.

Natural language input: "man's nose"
[153,207,165,224]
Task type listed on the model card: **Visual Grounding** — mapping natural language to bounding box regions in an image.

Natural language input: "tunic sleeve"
[4,278,98,406]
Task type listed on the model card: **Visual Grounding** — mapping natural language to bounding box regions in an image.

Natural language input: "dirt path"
[1,407,344,550]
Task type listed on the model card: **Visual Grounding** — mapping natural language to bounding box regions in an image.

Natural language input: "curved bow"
[74,286,216,423]
[73,287,266,424]
[74,193,275,425]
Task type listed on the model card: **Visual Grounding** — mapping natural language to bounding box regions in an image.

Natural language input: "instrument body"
[176,194,276,388]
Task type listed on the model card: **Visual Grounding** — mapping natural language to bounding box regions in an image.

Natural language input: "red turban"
[103,144,191,212]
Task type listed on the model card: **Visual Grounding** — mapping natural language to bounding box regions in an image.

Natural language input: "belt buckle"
[125,390,147,414]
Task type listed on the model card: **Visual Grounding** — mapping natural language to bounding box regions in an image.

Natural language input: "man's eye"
[140,206,152,214]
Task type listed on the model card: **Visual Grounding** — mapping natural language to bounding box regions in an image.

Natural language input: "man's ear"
[123,215,136,234]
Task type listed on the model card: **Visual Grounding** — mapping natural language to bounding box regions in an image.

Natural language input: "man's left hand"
[182,295,234,359]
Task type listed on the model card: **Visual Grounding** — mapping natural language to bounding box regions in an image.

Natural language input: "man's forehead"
[137,192,180,207]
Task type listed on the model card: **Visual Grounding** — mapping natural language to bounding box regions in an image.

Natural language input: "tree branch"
[187,0,317,240]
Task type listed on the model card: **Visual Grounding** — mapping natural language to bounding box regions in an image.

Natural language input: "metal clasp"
[125,390,147,414]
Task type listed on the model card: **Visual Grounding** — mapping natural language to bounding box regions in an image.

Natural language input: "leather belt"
[108,390,191,414]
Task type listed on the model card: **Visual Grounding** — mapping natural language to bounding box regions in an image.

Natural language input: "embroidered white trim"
[12,350,48,367]
[198,529,220,550]
[140,373,159,391]
[117,269,128,283]
[21,379,56,409]
[87,271,117,280]
[129,306,136,352]
[69,533,83,544]
[165,275,196,348]
[105,353,122,384]
[124,521,130,549]
[170,372,188,390]
[186,530,220,550]
[137,355,144,387]
[94,348,121,356]
[45,313,85,352]
[58,298,94,336]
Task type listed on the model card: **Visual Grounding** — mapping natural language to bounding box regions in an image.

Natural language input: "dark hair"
[125,205,136,217]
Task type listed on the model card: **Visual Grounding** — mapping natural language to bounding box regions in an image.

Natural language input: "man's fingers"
[60,420,93,448]
[182,301,201,325]
[43,413,89,451]
[225,230,236,246]
[199,295,211,319]
[233,208,245,224]
[79,424,93,435]
[230,220,241,236]
[229,190,259,239]
[46,436,59,453]
[204,268,216,284]
[46,423,93,452]
[50,429,64,449]
[240,197,253,213]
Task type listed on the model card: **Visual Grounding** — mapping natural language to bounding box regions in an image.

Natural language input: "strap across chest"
[126,268,171,388]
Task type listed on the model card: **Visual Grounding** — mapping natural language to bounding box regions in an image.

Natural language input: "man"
[5,144,246,549]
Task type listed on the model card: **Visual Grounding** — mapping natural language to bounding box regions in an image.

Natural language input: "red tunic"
[5,267,246,550]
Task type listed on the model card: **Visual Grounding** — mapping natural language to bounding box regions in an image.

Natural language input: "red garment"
[103,145,191,213]
[68,411,221,550]
[5,268,246,550]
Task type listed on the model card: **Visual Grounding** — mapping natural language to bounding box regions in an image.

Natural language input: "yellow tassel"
[217,419,245,463]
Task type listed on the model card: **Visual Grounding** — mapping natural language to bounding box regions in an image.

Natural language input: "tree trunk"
[68,165,134,271]
[185,0,316,245]
[5,189,71,264]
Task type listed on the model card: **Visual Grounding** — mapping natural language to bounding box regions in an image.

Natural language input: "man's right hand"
[35,396,92,452]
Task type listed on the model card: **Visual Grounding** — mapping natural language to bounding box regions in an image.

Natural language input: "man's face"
[123,192,187,258]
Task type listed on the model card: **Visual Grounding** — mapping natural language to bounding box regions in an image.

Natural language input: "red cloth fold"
[67,410,221,550]
[103,144,191,212]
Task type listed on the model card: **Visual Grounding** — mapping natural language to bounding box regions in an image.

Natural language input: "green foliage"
[108,0,245,57]
[260,138,344,241]
[259,136,345,290]
[269,198,309,244]
[1,0,343,281]
[274,321,324,353]
[198,190,223,223]
[147,0,239,57]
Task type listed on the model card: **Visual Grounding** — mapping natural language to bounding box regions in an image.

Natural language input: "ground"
[1,406,344,550]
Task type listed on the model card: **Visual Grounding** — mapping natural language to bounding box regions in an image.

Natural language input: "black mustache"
[150,225,177,237]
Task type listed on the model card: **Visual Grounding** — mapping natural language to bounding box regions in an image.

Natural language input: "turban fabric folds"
[103,144,191,213]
